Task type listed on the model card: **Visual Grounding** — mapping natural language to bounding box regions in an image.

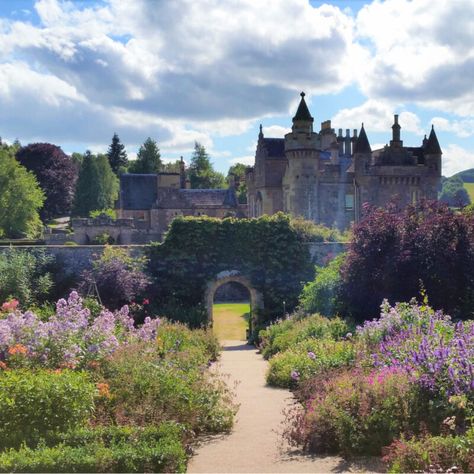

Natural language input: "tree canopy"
[440,175,471,207]
[189,142,226,189]
[107,133,128,175]
[0,147,44,238]
[72,152,119,217]
[227,162,248,204]
[15,143,77,221]
[129,137,162,174]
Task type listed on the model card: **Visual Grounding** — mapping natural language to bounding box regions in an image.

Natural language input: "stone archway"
[205,270,264,340]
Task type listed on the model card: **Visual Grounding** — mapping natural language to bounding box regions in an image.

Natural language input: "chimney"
[344,129,352,155]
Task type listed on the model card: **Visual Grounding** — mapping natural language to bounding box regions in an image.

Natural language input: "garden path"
[188,340,382,473]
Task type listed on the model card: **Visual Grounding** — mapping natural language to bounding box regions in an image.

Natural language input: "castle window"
[345,194,354,211]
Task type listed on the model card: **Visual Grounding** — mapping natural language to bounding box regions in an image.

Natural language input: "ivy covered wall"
[146,213,314,328]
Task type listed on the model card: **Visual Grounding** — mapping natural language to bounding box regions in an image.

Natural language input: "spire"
[292,92,314,123]
[353,123,371,154]
[425,125,442,154]
[258,123,263,139]
[391,114,402,145]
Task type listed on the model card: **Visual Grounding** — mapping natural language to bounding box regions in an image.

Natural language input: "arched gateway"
[204,270,264,339]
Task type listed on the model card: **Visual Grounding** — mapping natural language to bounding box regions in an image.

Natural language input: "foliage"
[81,246,150,310]
[90,209,116,219]
[227,162,247,204]
[290,217,349,242]
[16,143,77,221]
[340,200,474,322]
[0,148,44,238]
[147,213,314,329]
[106,133,128,175]
[259,313,350,359]
[440,175,471,207]
[299,254,345,317]
[0,369,95,448]
[91,232,115,245]
[129,137,162,174]
[188,142,226,189]
[0,248,53,307]
[161,159,182,173]
[383,428,474,473]
[285,367,420,456]
[95,335,234,434]
[72,152,119,217]
[0,291,161,370]
[0,424,187,473]
[267,338,355,388]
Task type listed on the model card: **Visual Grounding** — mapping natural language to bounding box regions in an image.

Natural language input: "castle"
[246,92,442,228]
[71,92,441,244]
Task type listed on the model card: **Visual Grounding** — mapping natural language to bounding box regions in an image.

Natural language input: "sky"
[0,0,473,177]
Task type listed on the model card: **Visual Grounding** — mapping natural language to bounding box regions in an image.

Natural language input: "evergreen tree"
[189,142,225,189]
[0,148,44,238]
[129,137,162,174]
[440,175,471,207]
[72,152,119,217]
[107,133,128,174]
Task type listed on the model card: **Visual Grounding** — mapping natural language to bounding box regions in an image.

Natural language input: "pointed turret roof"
[353,123,371,154]
[425,125,442,154]
[292,92,313,122]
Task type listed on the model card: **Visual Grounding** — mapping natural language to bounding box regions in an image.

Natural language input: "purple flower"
[291,370,300,381]
[308,351,316,360]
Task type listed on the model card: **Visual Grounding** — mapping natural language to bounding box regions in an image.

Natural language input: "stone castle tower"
[246,92,442,228]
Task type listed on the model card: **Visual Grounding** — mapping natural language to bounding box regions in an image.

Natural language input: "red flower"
[142,299,150,305]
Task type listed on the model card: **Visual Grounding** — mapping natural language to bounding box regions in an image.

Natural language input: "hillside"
[465,182,474,202]
[453,168,474,183]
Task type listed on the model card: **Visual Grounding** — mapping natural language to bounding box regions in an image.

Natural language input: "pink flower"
[1,299,19,312]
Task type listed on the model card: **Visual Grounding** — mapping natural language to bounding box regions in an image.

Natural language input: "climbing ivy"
[146,213,314,328]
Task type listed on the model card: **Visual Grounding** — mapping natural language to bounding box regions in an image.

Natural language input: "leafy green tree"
[189,142,225,189]
[72,152,119,217]
[0,148,44,238]
[227,162,248,203]
[106,133,128,174]
[129,137,162,174]
[440,176,471,207]
[162,160,183,173]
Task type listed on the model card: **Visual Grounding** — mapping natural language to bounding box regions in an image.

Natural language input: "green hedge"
[0,369,95,449]
[147,213,314,329]
[0,424,187,473]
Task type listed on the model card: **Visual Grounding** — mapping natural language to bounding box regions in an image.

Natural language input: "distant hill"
[452,168,474,183]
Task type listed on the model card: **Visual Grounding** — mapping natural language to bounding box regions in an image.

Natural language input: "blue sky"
[0,0,473,176]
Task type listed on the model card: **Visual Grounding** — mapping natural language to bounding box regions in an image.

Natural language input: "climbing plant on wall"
[146,213,314,328]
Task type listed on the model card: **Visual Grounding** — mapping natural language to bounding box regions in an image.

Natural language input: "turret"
[390,114,403,148]
[424,125,442,174]
[353,123,372,174]
[291,92,314,134]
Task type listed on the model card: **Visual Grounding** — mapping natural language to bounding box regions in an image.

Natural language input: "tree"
[162,160,183,173]
[129,137,162,174]
[340,201,474,322]
[107,133,128,174]
[16,143,78,221]
[440,175,471,207]
[72,152,119,217]
[227,162,248,203]
[0,148,44,238]
[189,142,226,189]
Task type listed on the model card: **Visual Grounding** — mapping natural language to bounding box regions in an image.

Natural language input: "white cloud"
[332,100,423,136]
[431,117,474,138]
[230,155,254,166]
[356,0,474,116]
[263,125,290,137]
[442,144,474,177]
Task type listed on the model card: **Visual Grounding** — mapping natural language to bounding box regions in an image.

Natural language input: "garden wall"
[0,242,348,278]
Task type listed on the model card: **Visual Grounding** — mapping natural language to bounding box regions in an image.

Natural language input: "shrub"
[81,246,150,310]
[340,200,474,322]
[0,369,95,448]
[290,217,348,242]
[259,313,350,359]
[91,232,115,245]
[266,338,355,388]
[285,367,420,456]
[0,423,187,473]
[299,254,345,316]
[383,428,474,473]
[95,339,234,434]
[0,248,53,307]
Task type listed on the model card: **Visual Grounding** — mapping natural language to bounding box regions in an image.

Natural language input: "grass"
[212,302,250,341]
[464,183,474,202]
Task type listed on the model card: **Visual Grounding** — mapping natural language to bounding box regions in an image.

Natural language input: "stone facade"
[246,93,442,228]
[114,162,247,242]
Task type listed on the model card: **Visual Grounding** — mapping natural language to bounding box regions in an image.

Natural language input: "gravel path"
[188,341,382,473]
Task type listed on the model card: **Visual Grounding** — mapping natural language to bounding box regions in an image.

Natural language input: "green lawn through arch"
[212,303,250,341]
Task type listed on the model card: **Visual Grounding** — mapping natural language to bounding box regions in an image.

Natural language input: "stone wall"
[0,242,347,280]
